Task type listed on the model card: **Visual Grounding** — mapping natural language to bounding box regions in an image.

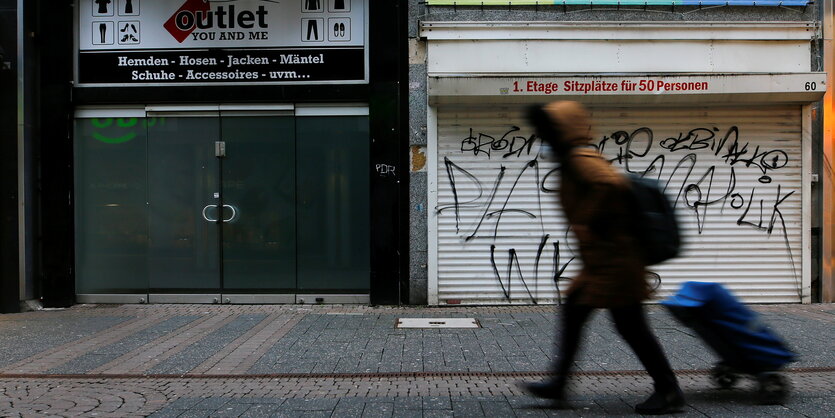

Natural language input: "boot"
[634,387,685,415]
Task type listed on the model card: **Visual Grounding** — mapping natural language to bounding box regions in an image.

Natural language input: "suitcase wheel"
[757,372,789,405]
[710,364,738,389]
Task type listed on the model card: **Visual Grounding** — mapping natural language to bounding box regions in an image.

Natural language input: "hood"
[541,101,594,148]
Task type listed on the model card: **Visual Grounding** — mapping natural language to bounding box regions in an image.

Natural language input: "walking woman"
[521,101,685,415]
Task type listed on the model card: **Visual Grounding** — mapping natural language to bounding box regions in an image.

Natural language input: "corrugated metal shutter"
[434,105,804,304]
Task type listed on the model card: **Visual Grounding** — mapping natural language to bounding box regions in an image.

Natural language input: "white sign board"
[429,74,826,99]
[76,0,368,86]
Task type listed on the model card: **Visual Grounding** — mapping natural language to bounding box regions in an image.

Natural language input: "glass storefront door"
[295,114,370,296]
[144,109,298,303]
[146,114,221,301]
[74,105,369,304]
[219,113,297,302]
[74,110,151,300]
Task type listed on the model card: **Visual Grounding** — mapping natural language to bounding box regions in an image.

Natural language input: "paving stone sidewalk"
[1,304,832,376]
[0,303,833,416]
[1,371,833,417]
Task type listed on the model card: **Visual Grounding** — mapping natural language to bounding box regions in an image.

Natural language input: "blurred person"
[520,101,685,415]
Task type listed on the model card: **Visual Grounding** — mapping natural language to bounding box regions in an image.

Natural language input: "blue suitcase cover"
[661,281,796,372]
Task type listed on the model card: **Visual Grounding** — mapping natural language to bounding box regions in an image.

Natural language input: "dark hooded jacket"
[536,101,651,307]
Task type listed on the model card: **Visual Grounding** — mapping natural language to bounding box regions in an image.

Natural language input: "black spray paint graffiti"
[490,234,576,305]
[441,125,799,303]
[600,126,789,184]
[460,126,538,159]
[597,127,796,252]
[439,157,575,304]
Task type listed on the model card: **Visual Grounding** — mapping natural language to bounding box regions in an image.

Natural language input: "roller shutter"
[434,105,804,304]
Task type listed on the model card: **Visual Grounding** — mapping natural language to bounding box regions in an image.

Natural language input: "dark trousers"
[553,293,679,392]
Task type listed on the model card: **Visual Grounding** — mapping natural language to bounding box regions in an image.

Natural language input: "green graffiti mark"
[93,131,137,144]
[117,118,138,127]
[90,117,165,143]
[91,118,114,128]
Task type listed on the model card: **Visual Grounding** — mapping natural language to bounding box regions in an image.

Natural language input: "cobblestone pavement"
[0,371,833,417]
[0,303,833,416]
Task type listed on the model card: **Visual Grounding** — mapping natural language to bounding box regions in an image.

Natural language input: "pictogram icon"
[118,21,140,44]
[328,18,350,42]
[92,21,115,45]
[302,18,324,42]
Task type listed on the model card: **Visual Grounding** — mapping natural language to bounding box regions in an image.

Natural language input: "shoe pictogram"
[327,18,350,41]
[118,21,140,44]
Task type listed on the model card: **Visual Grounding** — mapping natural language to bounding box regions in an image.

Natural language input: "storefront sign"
[76,0,367,86]
[429,74,826,99]
[425,0,810,6]
[513,78,710,94]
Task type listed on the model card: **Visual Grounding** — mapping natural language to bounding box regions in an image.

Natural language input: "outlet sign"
[76,0,368,86]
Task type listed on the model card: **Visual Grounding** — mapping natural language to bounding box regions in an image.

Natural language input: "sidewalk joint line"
[1,367,833,380]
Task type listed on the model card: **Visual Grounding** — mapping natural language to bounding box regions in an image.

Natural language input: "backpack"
[626,173,681,265]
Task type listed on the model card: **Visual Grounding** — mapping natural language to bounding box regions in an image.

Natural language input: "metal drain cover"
[396,318,480,329]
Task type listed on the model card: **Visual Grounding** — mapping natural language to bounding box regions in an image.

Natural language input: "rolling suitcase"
[661,281,796,404]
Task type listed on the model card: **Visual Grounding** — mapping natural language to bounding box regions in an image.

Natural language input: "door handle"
[203,204,237,222]
[202,205,218,222]
[222,204,238,223]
